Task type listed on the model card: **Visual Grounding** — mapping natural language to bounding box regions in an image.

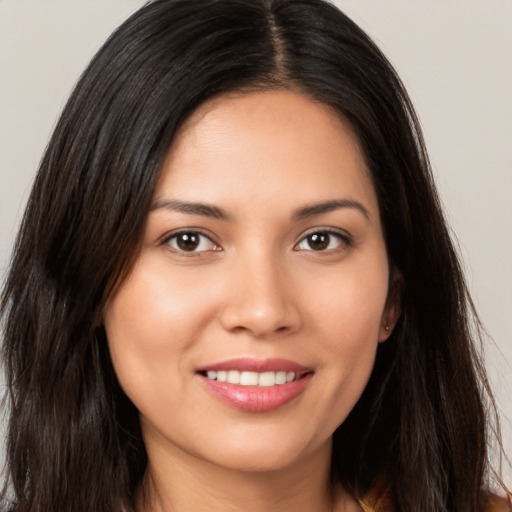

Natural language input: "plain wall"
[1,0,510,480]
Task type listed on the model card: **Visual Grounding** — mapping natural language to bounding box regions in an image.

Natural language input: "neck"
[137,436,354,512]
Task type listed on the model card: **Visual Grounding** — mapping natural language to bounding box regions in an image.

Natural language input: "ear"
[378,270,402,342]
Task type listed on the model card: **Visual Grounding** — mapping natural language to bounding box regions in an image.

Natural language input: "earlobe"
[378,271,403,342]
[378,314,398,342]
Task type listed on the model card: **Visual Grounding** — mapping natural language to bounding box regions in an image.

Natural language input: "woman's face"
[104,90,397,473]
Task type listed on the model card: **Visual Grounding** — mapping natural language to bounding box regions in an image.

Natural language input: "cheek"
[305,255,389,341]
[106,255,217,346]
[302,256,388,421]
[102,256,219,401]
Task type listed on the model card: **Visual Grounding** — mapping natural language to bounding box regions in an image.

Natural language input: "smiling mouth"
[196,358,313,411]
[198,370,313,412]
[199,370,304,387]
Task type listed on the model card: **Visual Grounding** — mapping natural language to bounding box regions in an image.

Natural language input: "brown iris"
[176,233,201,251]
[307,233,330,251]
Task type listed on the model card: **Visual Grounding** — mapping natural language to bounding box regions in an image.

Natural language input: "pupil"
[308,233,329,250]
[177,233,200,251]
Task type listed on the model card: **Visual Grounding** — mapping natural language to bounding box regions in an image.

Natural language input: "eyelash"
[161,228,352,255]
[162,230,220,256]
[294,229,352,253]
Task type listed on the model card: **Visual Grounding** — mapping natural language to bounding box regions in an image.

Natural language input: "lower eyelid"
[160,229,351,254]
[163,231,219,253]
[295,230,351,251]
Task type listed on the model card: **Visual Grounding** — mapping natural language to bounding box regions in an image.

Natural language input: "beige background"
[1,0,510,480]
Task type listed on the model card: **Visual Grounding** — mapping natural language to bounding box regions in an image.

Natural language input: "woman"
[1,0,510,511]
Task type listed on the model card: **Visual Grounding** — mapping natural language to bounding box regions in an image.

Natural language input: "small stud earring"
[384,325,390,331]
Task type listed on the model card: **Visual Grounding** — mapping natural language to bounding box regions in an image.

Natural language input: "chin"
[195,429,332,474]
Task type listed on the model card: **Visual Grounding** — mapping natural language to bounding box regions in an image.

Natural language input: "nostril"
[218,296,302,337]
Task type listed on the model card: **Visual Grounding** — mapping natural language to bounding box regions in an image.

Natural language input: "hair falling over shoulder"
[1,1,510,511]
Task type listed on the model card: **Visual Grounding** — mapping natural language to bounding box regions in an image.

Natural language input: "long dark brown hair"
[1,1,508,511]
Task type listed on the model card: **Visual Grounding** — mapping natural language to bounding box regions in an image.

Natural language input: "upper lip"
[197,357,311,374]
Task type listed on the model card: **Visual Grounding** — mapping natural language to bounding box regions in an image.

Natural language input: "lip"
[197,358,313,412]
[197,357,310,374]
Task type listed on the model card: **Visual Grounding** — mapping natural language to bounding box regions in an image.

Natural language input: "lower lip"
[199,373,313,412]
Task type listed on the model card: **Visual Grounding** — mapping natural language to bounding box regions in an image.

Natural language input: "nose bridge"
[218,244,300,337]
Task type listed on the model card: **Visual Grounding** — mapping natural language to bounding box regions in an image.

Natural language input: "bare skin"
[138,433,361,511]
[105,90,398,512]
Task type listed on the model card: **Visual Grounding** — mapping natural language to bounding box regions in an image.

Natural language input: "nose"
[218,252,302,338]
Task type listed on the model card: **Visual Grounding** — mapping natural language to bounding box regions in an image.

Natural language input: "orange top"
[359,485,512,511]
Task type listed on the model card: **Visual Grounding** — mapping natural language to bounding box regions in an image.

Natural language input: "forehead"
[155,90,379,222]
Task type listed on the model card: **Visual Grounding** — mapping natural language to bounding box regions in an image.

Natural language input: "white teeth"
[204,370,298,386]
[275,371,287,385]
[227,370,240,384]
[240,371,259,386]
[258,371,275,387]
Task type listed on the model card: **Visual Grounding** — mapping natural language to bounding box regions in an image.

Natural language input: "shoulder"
[484,493,512,512]
[359,485,512,512]
[358,482,392,512]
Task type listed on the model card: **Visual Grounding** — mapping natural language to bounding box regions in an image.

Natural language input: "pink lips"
[197,358,313,413]
[198,357,310,374]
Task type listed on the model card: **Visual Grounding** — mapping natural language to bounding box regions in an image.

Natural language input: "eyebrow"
[293,199,371,222]
[150,199,230,220]
[150,198,370,222]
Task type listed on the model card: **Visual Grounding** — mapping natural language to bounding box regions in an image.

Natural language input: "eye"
[164,231,219,253]
[295,230,349,252]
